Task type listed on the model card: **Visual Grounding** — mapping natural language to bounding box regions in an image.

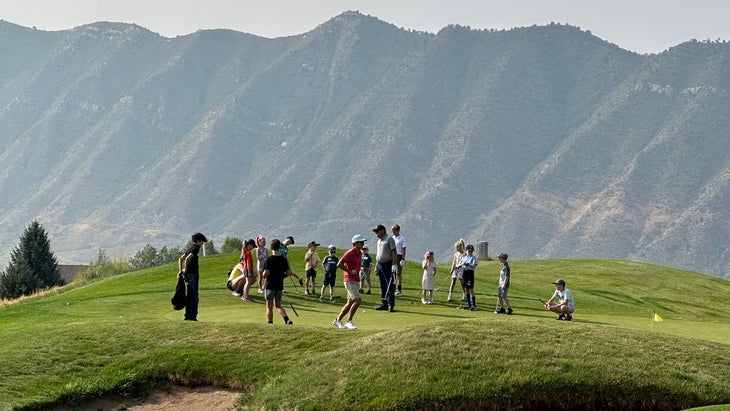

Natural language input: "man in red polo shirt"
[332,234,366,330]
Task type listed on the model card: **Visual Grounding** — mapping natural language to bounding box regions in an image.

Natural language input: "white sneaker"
[395,291,402,297]
[332,319,344,329]
[447,293,452,302]
[344,321,357,330]
[421,298,428,304]
[232,291,242,297]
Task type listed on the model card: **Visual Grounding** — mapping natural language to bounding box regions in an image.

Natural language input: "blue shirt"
[460,254,477,270]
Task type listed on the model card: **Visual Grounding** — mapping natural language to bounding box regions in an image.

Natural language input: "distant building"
[57,265,89,284]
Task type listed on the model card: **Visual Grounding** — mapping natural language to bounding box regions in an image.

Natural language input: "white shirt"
[551,288,575,312]
[393,234,407,256]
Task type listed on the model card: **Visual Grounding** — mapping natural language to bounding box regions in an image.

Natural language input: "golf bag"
[171,274,186,310]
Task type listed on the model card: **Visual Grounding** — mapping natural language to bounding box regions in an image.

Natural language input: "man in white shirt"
[391,224,407,297]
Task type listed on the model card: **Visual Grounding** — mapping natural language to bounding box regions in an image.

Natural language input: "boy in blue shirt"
[458,244,478,311]
[321,245,339,302]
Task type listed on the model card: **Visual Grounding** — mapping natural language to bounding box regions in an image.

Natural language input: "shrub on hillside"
[129,244,184,270]
[75,258,131,283]
[221,236,243,254]
[74,249,131,283]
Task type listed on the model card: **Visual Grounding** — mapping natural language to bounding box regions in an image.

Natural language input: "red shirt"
[242,249,254,273]
[340,247,362,283]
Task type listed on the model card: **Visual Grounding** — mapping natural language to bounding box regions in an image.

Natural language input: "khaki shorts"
[344,281,361,300]
[360,270,371,283]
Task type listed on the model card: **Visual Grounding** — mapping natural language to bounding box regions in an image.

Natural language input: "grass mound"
[1,250,728,410]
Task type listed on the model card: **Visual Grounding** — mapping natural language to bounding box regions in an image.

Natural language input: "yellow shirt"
[227,262,245,281]
[305,250,320,270]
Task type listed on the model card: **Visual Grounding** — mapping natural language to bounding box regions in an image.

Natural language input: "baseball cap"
[372,224,386,232]
[352,234,366,243]
[308,241,320,247]
[328,245,336,251]
[465,244,474,251]
[553,279,566,286]
[245,239,256,247]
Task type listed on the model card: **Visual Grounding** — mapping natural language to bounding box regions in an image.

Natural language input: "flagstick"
[651,311,655,332]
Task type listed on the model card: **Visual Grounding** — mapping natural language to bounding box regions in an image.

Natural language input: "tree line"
[0,221,245,300]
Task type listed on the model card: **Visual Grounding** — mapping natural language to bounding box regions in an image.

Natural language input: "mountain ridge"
[0,12,727,278]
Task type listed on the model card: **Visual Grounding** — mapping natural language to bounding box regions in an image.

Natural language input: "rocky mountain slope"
[0,12,727,278]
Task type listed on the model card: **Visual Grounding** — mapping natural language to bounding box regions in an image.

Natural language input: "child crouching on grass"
[421,250,436,304]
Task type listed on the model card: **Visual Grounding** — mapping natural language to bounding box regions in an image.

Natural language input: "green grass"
[1,249,728,410]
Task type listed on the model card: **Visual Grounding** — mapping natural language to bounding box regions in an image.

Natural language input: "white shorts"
[344,281,361,300]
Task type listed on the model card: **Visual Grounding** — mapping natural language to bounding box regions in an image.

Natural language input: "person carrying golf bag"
[372,224,397,312]
[178,232,208,321]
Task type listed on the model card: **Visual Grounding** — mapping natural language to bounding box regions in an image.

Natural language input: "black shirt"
[263,255,290,291]
[184,244,201,275]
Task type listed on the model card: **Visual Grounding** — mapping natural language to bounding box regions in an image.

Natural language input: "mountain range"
[0,11,728,279]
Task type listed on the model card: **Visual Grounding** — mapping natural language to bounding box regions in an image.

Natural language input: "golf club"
[434,275,450,292]
[289,275,299,293]
[283,291,299,316]
[382,269,397,308]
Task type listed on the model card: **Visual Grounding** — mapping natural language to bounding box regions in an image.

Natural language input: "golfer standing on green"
[178,232,208,321]
[333,235,366,330]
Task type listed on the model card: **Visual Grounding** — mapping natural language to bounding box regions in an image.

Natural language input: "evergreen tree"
[0,220,62,298]
[0,259,42,299]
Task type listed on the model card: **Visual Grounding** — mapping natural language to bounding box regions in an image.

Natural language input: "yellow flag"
[653,312,663,322]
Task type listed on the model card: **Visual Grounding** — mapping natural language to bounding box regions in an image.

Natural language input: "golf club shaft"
[283,291,299,316]
[434,274,449,291]
[289,275,299,292]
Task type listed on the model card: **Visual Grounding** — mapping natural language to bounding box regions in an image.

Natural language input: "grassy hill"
[1,248,728,410]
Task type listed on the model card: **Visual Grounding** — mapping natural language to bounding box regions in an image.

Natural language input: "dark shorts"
[226,280,234,291]
[265,289,283,301]
[396,255,404,274]
[463,270,475,288]
[323,271,336,287]
[306,269,317,279]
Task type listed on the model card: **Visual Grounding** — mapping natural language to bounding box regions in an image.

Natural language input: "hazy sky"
[2,0,729,54]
